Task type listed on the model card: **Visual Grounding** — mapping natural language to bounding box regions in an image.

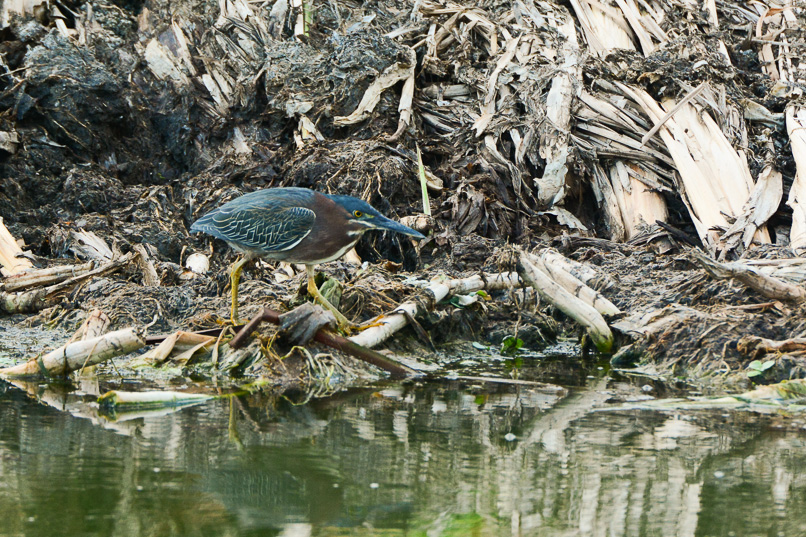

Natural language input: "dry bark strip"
[139,330,219,365]
[615,82,770,251]
[0,328,146,378]
[535,9,580,206]
[787,105,806,249]
[333,47,417,127]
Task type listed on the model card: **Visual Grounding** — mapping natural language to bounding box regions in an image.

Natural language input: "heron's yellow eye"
[353,210,363,218]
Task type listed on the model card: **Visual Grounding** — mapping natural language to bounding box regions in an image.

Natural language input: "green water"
[2,375,806,537]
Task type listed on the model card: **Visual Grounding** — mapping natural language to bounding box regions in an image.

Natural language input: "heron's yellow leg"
[229,256,251,324]
[306,265,351,331]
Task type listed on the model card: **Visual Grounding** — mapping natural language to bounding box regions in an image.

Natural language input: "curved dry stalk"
[517,249,613,352]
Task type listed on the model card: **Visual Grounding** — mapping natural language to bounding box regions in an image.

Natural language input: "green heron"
[191,187,425,326]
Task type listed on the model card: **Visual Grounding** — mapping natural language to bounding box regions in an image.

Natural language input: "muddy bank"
[0,0,805,389]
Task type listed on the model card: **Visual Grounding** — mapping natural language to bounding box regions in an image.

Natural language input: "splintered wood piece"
[721,165,783,252]
[133,244,160,287]
[535,10,579,206]
[787,105,806,248]
[472,35,521,137]
[568,0,634,55]
[615,83,768,250]
[0,218,34,277]
[68,309,110,345]
[608,161,669,240]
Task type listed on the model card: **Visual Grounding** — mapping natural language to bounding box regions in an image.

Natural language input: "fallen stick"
[0,327,146,378]
[349,272,523,349]
[639,82,707,147]
[517,249,613,352]
[229,307,417,379]
[737,336,806,359]
[692,250,806,302]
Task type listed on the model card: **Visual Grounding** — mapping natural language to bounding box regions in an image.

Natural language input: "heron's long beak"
[369,215,425,240]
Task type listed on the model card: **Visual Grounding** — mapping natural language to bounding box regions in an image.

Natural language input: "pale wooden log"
[0,328,146,378]
[540,249,615,291]
[349,272,523,349]
[692,250,806,302]
[517,250,613,352]
[787,105,806,249]
[532,253,620,316]
[1,261,96,292]
[0,252,136,313]
[0,218,34,276]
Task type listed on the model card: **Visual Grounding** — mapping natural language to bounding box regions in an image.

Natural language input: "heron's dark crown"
[324,194,386,219]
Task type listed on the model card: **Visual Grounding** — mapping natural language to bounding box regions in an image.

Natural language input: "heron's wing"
[193,204,316,253]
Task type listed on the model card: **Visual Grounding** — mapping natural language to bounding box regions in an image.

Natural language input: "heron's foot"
[307,271,353,334]
[313,296,353,335]
[353,318,386,332]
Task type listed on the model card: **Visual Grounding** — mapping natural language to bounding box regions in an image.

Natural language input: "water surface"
[1,373,805,536]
